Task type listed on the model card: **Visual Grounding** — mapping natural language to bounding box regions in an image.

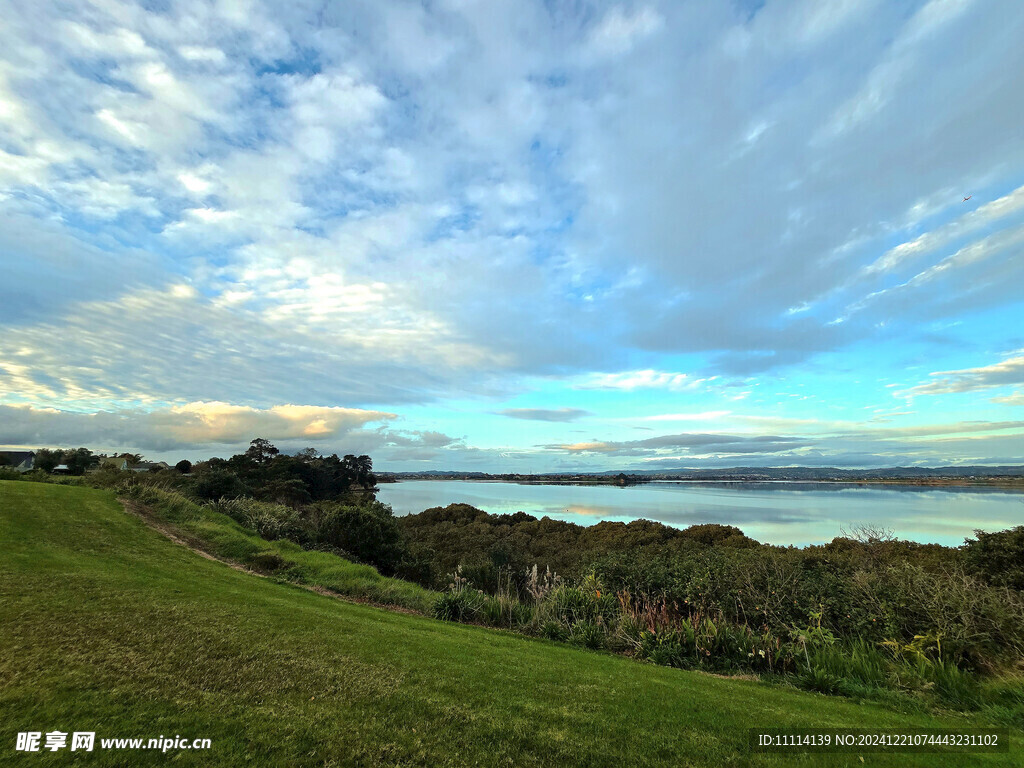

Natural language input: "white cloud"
[0,401,393,453]
[861,184,1024,277]
[992,391,1024,406]
[576,370,711,391]
[791,0,878,45]
[904,351,1024,397]
[0,281,511,410]
[587,6,663,57]
[821,0,975,137]
[495,408,590,422]
[1,0,1023,474]
[178,45,228,64]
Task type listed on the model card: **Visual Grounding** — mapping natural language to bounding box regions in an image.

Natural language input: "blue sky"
[1,0,1023,471]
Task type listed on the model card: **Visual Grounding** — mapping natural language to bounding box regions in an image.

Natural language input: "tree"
[63,448,98,475]
[175,459,193,474]
[342,454,376,489]
[193,468,248,501]
[295,447,320,463]
[244,438,279,466]
[356,454,376,488]
[35,448,62,473]
[259,478,312,507]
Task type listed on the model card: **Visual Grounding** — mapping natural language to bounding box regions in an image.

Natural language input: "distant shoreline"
[379,475,1024,489]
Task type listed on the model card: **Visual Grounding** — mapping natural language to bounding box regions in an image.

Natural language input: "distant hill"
[380,465,1024,482]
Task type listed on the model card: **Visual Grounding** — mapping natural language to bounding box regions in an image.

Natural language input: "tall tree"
[34,448,62,473]
[64,448,98,475]
[244,438,279,465]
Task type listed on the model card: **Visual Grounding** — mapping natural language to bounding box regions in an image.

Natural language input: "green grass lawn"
[0,480,1019,767]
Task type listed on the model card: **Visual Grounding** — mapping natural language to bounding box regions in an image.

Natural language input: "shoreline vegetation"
[5,481,1019,767]
[3,441,1022,732]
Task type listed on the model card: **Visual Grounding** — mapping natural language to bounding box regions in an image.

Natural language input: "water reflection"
[377,480,1024,546]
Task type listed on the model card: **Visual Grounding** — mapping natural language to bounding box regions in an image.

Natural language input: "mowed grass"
[0,481,1019,767]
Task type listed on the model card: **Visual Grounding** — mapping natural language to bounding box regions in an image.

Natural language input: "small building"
[0,451,35,472]
[51,464,71,475]
[99,456,131,471]
[130,461,171,473]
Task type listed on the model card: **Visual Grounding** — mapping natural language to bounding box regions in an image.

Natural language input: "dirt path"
[118,495,768,680]
[119,496,427,617]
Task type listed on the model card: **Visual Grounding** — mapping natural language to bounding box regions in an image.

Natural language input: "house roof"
[131,461,166,471]
[0,451,35,467]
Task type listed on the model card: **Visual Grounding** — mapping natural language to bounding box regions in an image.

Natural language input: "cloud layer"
[1,0,1023,468]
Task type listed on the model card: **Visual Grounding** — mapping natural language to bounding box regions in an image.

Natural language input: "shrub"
[569,619,605,650]
[797,666,845,696]
[213,498,309,544]
[926,660,983,709]
[306,501,406,574]
[540,621,569,642]
[964,527,1024,591]
[478,594,534,629]
[679,523,756,548]
[433,590,485,622]
[394,543,436,587]
[251,550,287,573]
[637,630,686,668]
[855,561,1024,668]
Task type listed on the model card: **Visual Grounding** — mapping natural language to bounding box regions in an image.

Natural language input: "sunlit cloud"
[0,402,394,453]
[576,370,711,391]
[903,350,1024,397]
[0,0,1022,469]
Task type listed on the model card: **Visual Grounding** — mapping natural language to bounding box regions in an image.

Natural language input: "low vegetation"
[120,482,436,614]
[5,439,1024,728]
[3,480,1021,767]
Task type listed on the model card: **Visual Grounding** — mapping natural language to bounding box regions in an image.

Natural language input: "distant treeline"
[381,465,1024,482]
[4,439,377,507]
[190,438,376,505]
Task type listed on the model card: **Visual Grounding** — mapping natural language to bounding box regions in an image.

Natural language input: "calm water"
[377,480,1024,546]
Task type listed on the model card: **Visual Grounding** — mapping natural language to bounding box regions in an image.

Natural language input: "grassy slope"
[0,481,1019,767]
[123,484,437,613]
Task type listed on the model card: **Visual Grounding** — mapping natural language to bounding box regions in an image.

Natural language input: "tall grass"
[426,565,1024,716]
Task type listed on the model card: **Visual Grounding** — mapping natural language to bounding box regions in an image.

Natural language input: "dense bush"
[306,500,405,574]
[193,467,249,501]
[398,504,757,591]
[964,526,1024,590]
[433,590,485,622]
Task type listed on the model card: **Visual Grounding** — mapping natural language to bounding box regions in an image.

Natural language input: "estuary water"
[376,479,1024,547]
